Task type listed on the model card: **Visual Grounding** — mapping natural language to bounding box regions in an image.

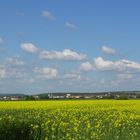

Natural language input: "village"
[0,92,140,101]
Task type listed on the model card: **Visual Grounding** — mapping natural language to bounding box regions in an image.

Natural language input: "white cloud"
[42,10,55,20]
[105,73,134,88]
[115,59,140,71]
[5,63,27,79]
[64,73,81,80]
[34,67,58,79]
[94,57,114,71]
[5,57,24,66]
[117,74,133,80]
[7,69,27,79]
[21,43,39,54]
[94,57,140,72]
[101,46,116,55]
[0,59,27,80]
[0,66,6,79]
[80,62,93,72]
[65,22,77,29]
[40,49,87,61]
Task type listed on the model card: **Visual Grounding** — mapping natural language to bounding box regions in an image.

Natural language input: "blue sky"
[1,0,140,94]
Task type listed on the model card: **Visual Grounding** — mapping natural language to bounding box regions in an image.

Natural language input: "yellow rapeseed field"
[0,100,140,140]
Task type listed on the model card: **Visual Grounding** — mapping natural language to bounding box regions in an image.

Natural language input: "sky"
[1,0,140,94]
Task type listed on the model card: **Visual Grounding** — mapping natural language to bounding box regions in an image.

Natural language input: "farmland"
[0,100,140,140]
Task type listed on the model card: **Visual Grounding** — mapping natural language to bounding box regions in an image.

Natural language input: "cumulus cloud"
[40,49,87,61]
[34,67,58,79]
[94,57,140,72]
[94,57,114,71]
[5,57,24,66]
[80,62,93,72]
[21,43,39,54]
[0,57,27,80]
[42,10,55,20]
[101,46,116,55]
[65,22,77,29]
[7,69,27,79]
[0,66,6,79]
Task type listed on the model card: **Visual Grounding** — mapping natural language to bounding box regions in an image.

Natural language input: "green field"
[0,100,140,140]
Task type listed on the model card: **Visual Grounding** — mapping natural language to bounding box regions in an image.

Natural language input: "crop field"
[0,100,140,140]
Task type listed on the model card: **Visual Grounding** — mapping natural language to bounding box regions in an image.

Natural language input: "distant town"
[0,91,140,101]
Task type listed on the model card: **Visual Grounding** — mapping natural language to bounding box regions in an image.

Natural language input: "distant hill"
[37,91,140,96]
[0,94,25,97]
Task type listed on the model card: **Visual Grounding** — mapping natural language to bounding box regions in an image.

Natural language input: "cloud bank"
[40,49,87,61]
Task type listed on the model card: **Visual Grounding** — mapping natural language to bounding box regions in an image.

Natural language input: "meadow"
[0,100,140,140]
